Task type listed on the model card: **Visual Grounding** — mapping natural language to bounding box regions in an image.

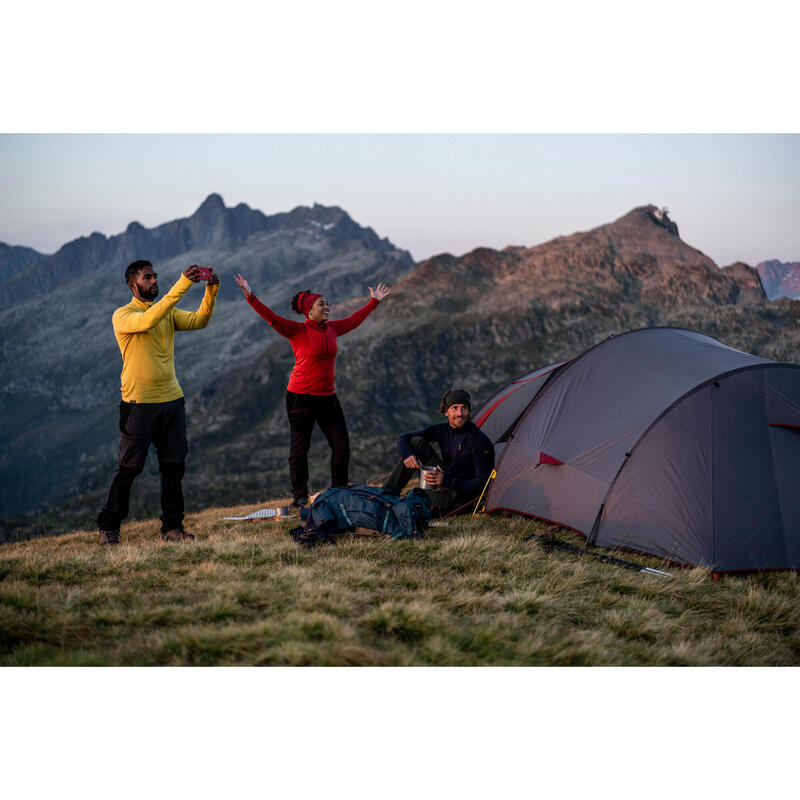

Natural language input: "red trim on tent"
[538,452,563,465]
[474,386,525,428]
[768,423,800,430]
[474,364,564,428]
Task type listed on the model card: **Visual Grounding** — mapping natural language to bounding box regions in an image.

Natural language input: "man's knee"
[118,434,149,472]
[159,461,185,479]
[409,436,427,452]
[409,436,437,462]
[156,432,188,464]
[113,462,144,482]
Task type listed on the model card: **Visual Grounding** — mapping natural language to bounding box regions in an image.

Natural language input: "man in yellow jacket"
[97,259,219,544]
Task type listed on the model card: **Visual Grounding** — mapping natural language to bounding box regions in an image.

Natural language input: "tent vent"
[539,452,563,466]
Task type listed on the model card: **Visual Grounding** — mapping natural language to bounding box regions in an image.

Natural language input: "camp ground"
[474,327,800,573]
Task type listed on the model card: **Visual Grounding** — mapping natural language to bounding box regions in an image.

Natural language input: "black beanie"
[440,388,471,414]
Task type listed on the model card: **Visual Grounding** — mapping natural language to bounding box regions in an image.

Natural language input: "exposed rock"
[647,206,679,236]
[756,259,800,300]
[720,261,768,303]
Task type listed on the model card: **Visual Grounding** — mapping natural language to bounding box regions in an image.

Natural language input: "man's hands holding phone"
[184,265,220,285]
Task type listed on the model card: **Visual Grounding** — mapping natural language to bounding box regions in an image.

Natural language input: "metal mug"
[420,467,438,490]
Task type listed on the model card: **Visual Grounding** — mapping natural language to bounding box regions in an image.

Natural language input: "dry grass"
[1,501,799,666]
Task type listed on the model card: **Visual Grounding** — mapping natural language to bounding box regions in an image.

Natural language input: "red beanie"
[297,291,322,316]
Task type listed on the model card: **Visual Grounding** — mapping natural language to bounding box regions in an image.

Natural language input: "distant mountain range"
[755,260,800,300]
[2,198,799,540]
[0,194,410,309]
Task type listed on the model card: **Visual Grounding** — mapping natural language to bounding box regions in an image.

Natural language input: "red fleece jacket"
[246,295,380,395]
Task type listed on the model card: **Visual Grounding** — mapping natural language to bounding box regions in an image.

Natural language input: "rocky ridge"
[0,194,410,309]
[0,241,47,281]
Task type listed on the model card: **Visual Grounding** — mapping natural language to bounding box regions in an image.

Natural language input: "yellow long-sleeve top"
[112,274,219,403]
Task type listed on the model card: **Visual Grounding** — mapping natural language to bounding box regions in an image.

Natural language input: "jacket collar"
[305,318,327,331]
[130,296,153,310]
[447,420,475,433]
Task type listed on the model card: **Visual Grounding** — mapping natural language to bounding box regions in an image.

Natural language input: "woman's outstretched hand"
[369,282,391,302]
[234,273,252,298]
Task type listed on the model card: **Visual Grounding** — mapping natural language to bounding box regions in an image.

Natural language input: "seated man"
[383,388,495,516]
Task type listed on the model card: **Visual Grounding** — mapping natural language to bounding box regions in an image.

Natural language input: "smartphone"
[195,266,214,281]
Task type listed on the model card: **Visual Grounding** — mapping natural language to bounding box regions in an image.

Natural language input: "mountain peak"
[609,205,680,238]
[196,193,226,214]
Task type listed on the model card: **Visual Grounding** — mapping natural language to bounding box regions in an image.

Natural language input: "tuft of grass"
[1,503,799,665]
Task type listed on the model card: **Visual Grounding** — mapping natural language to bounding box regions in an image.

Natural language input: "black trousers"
[383,435,462,517]
[97,398,188,533]
[286,391,350,502]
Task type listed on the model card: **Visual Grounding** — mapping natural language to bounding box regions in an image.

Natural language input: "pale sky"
[2,134,799,268]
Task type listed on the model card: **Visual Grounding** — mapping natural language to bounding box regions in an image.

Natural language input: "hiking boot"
[291,496,308,509]
[161,527,195,542]
[98,529,120,545]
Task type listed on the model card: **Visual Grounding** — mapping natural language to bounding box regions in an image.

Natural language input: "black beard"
[142,286,158,301]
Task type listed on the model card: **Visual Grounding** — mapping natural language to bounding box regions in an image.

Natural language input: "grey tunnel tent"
[473,327,800,572]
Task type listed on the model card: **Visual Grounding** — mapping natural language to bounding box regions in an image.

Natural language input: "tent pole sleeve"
[587,503,606,546]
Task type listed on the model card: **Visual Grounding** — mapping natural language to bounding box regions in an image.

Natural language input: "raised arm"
[328,298,379,336]
[234,272,302,339]
[331,281,390,335]
[113,273,195,334]
[174,269,220,330]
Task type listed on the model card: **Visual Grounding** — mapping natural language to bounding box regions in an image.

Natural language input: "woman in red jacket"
[234,272,391,507]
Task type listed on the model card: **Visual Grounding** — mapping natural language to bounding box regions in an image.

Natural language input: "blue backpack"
[290,485,431,546]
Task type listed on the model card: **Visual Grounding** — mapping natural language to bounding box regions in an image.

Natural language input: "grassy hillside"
[2,501,798,666]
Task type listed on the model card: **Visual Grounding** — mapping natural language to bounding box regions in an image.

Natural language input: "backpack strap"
[338,504,354,527]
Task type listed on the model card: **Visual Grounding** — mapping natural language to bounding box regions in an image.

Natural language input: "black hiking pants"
[286,391,350,503]
[383,435,462,517]
[97,398,188,533]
